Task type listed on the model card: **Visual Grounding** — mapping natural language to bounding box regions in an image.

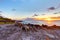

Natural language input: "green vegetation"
[0,16,15,24]
[0,22,14,24]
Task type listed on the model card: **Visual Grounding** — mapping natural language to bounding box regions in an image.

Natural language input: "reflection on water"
[41,20,60,26]
[45,21,52,25]
[24,20,60,26]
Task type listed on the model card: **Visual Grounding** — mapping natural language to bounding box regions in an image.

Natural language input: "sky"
[0,0,60,20]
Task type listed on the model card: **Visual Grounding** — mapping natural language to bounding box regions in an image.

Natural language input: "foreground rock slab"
[0,24,60,40]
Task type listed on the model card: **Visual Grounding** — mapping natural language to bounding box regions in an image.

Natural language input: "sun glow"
[43,17,52,24]
[45,18,52,21]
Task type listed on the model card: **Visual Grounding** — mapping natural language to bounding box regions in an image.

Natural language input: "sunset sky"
[0,0,60,20]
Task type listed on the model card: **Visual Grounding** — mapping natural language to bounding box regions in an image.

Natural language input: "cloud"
[48,7,55,10]
[50,16,60,20]
[53,13,58,14]
[12,8,16,11]
[32,14,38,17]
[0,11,2,13]
[42,14,46,15]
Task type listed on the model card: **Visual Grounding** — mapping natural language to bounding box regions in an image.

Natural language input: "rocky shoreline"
[0,24,60,40]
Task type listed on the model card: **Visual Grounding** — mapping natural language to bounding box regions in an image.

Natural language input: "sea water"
[22,20,60,26]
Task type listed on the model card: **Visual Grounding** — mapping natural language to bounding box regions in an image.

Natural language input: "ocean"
[22,20,60,26]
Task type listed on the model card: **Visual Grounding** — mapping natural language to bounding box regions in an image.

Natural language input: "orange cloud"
[33,16,60,21]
